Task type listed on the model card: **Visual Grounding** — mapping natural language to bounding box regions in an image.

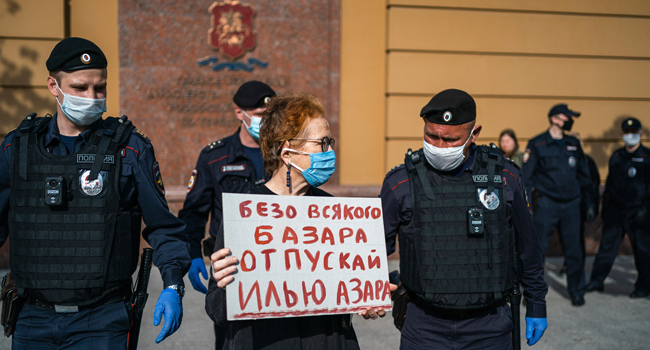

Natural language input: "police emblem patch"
[568,156,576,167]
[79,170,105,196]
[187,169,197,193]
[153,161,165,195]
[523,149,531,163]
[443,111,452,122]
[629,167,637,178]
[81,53,91,64]
[478,188,500,210]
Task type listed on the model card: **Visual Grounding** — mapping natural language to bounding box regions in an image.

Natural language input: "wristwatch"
[165,284,186,298]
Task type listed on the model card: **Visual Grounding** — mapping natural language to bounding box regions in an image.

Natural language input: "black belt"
[26,283,132,313]
[410,293,507,320]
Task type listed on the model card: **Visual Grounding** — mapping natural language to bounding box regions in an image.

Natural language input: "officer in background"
[586,117,649,298]
[379,89,548,348]
[0,37,191,347]
[178,81,275,348]
[522,104,597,306]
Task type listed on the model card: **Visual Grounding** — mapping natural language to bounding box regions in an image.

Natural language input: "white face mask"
[55,80,106,126]
[422,127,475,171]
[623,133,641,147]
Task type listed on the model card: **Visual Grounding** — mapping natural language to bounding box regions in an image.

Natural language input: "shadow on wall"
[0,0,56,137]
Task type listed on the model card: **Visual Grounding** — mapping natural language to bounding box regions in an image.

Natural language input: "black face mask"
[561,118,574,131]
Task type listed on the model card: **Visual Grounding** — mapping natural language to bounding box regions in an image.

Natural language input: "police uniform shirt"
[522,131,595,206]
[605,144,650,210]
[0,114,191,304]
[380,144,548,318]
[178,127,269,260]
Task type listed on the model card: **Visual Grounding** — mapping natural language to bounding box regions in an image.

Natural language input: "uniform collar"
[543,130,564,145]
[230,126,253,160]
[44,113,103,149]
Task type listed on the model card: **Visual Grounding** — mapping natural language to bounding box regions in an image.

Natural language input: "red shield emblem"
[208,1,256,61]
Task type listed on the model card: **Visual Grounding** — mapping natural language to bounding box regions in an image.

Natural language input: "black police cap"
[548,104,580,118]
[420,89,476,125]
[621,117,641,131]
[233,81,276,109]
[46,37,107,72]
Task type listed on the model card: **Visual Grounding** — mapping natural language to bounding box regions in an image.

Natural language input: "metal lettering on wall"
[197,0,268,71]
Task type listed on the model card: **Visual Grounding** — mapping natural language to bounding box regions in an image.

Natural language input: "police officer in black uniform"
[380,89,548,349]
[0,37,191,348]
[522,104,597,306]
[586,117,650,298]
[177,81,275,348]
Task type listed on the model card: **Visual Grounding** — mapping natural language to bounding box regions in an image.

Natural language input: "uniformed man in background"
[178,81,275,348]
[586,117,649,298]
[0,37,191,348]
[379,89,548,349]
[522,104,597,306]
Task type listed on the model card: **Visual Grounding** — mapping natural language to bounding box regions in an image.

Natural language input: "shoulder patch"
[132,128,151,144]
[523,149,531,163]
[153,161,165,195]
[204,139,226,152]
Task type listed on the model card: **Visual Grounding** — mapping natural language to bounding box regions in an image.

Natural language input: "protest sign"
[222,193,392,321]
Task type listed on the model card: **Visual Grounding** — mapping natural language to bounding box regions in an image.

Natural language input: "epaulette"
[131,127,151,144]
[385,164,405,178]
[204,138,226,152]
[504,157,521,172]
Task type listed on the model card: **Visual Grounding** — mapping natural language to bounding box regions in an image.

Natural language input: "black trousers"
[590,209,650,292]
[400,302,513,350]
[534,196,585,297]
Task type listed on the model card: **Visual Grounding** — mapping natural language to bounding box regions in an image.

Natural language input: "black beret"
[548,103,580,118]
[621,117,641,131]
[233,81,276,109]
[46,37,107,72]
[420,89,476,125]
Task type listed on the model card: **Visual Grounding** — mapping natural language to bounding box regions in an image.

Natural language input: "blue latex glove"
[188,258,208,294]
[153,289,183,343]
[525,317,548,346]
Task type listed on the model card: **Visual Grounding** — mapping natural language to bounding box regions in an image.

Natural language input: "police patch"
[222,164,246,173]
[187,169,197,193]
[153,161,165,195]
[629,167,637,178]
[478,188,500,210]
[79,170,106,196]
[568,156,576,167]
[523,149,531,163]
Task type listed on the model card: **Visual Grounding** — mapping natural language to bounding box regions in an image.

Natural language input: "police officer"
[0,38,191,347]
[523,104,597,306]
[379,89,548,348]
[586,117,649,298]
[177,81,275,348]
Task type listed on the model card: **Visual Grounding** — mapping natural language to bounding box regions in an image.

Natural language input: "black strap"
[414,160,436,200]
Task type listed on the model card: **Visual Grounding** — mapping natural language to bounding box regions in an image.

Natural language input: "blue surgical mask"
[55,80,106,126]
[242,110,262,140]
[284,148,336,187]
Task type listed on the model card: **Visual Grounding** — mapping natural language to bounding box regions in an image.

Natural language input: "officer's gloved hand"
[188,258,208,294]
[586,207,597,222]
[153,289,183,343]
[525,317,548,346]
[633,206,648,226]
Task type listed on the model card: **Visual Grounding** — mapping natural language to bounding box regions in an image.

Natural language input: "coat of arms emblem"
[208,1,256,61]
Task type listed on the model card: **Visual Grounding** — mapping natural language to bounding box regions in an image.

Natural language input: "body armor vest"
[9,115,141,295]
[399,145,517,310]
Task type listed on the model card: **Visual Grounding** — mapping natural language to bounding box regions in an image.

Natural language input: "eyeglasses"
[291,137,336,152]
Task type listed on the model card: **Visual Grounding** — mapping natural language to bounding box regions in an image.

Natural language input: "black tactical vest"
[9,115,141,295]
[399,145,516,310]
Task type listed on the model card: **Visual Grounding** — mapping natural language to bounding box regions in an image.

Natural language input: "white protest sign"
[222,193,391,321]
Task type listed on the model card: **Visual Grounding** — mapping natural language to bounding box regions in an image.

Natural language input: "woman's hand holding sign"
[358,283,397,319]
[211,248,239,288]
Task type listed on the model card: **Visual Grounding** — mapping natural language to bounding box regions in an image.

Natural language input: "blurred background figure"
[499,129,524,168]
[557,132,601,275]
[587,117,650,298]
[522,103,598,307]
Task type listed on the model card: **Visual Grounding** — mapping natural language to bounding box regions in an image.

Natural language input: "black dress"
[205,184,361,350]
